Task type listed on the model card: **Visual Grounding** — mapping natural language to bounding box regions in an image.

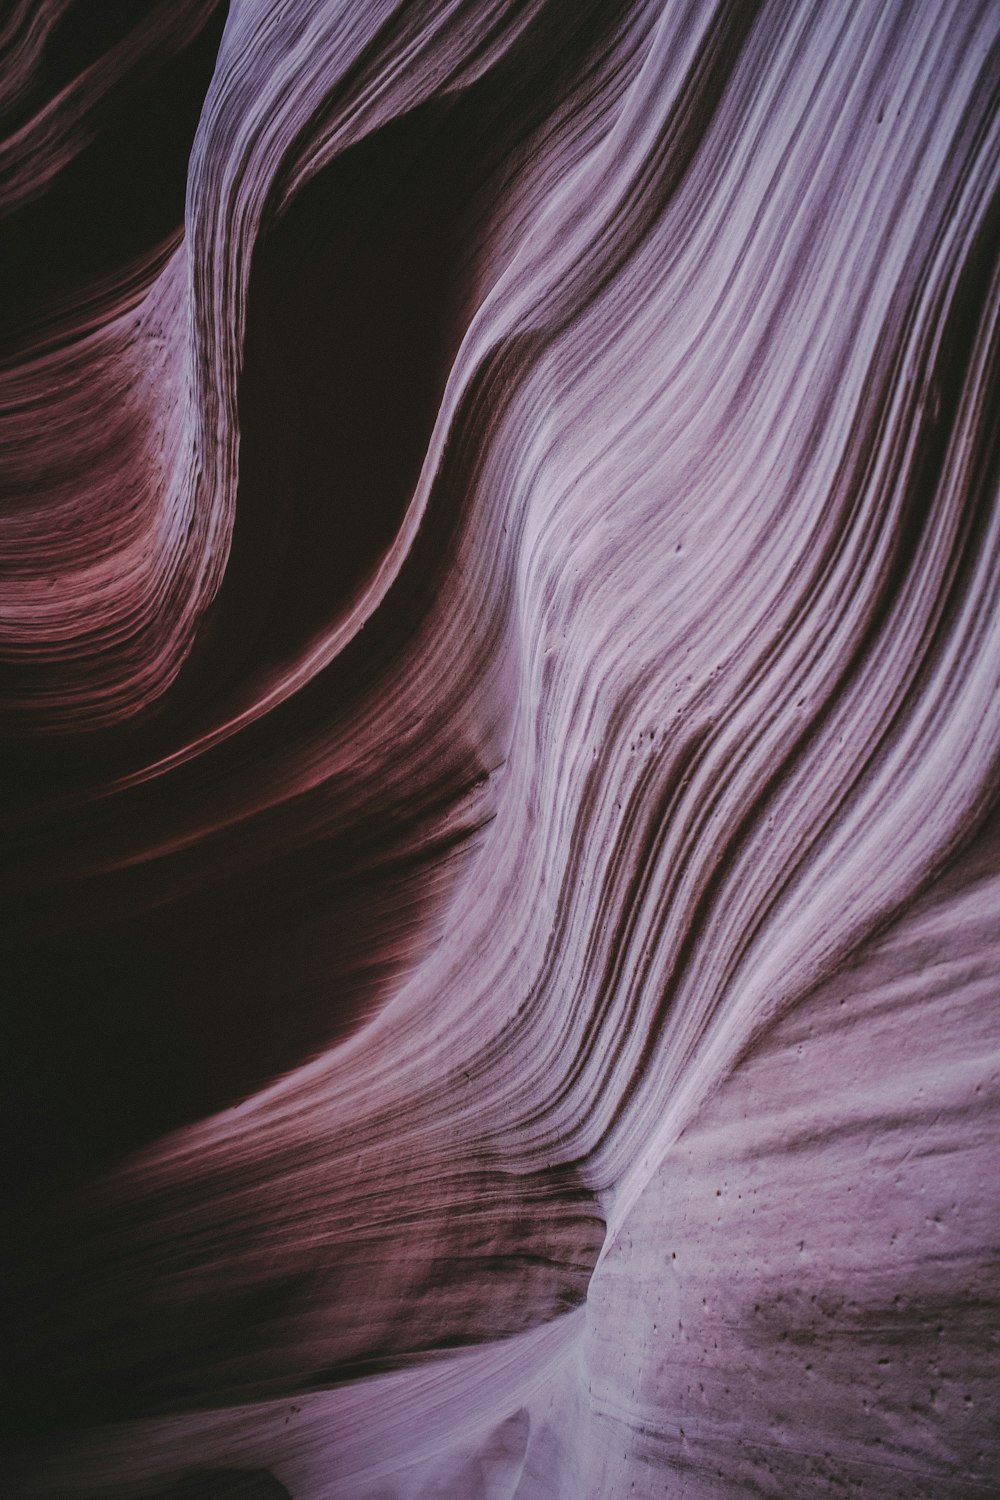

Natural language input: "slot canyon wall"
[1,0,998,1495]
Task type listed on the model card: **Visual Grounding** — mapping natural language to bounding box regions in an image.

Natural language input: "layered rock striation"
[1,1,998,1495]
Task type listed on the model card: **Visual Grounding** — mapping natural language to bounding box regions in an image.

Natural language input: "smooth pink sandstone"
[0,1,997,1496]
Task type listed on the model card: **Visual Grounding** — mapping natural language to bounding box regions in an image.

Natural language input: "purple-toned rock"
[1,1,997,1495]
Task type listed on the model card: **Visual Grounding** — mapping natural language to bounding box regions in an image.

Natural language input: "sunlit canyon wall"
[1,1,998,1496]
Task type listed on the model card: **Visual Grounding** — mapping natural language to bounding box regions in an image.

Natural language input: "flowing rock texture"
[1,0,998,1495]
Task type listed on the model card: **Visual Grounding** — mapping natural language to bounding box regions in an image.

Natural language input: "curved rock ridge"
[1,1,997,1496]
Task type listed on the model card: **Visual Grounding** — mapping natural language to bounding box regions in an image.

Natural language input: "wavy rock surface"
[1,1,998,1496]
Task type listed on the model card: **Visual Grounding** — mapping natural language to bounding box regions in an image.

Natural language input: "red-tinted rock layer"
[1,1,998,1496]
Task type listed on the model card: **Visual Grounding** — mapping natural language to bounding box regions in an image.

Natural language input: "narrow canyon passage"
[1,1,997,1496]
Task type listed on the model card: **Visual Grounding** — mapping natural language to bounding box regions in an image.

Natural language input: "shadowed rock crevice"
[0,0,998,1495]
[0,1,229,351]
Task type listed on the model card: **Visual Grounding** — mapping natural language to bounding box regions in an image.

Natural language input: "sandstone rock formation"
[1,1,998,1495]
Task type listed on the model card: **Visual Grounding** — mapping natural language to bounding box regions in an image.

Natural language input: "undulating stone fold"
[1,1,997,1495]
